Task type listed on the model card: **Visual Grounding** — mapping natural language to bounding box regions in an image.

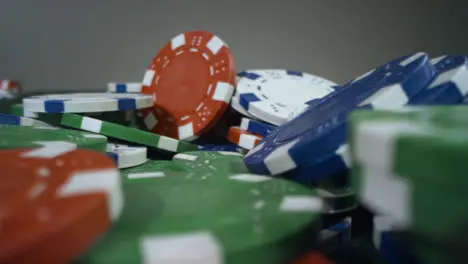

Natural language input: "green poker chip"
[348,107,468,250]
[0,125,107,152]
[349,107,468,189]
[11,103,62,126]
[11,103,27,116]
[79,152,323,264]
[60,113,199,154]
[171,150,247,174]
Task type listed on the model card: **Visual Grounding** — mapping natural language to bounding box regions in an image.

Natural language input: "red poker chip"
[140,30,236,140]
[0,79,20,99]
[294,252,334,264]
[0,147,121,264]
[227,126,263,150]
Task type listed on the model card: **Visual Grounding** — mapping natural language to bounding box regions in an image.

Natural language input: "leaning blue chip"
[409,55,468,105]
[244,52,435,175]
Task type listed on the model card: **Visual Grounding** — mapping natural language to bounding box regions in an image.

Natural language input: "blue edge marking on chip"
[116,83,127,93]
[43,98,137,113]
[285,145,350,183]
[236,70,304,111]
[243,52,435,176]
[0,114,21,125]
[243,118,276,137]
[106,152,119,166]
[327,219,351,244]
[409,55,468,105]
[379,231,416,264]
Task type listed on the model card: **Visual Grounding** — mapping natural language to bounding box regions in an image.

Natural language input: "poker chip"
[140,30,236,140]
[318,217,352,253]
[348,107,468,243]
[198,143,246,153]
[327,217,352,244]
[10,103,62,126]
[244,52,435,176]
[105,143,147,168]
[239,117,277,137]
[23,93,153,113]
[81,152,323,264]
[373,216,412,264]
[294,252,335,264]
[0,125,108,152]
[227,126,263,150]
[11,103,136,127]
[107,82,142,93]
[0,113,52,127]
[11,103,38,118]
[307,173,357,214]
[230,95,253,117]
[0,146,122,263]
[317,186,357,214]
[5,36,468,264]
[409,55,468,105]
[287,144,350,183]
[60,113,199,153]
[236,69,337,125]
[0,79,20,99]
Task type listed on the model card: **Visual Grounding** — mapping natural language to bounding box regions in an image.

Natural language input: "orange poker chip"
[141,30,236,141]
[227,126,263,150]
[0,147,122,264]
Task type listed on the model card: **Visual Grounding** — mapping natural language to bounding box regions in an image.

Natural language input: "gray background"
[1,0,467,95]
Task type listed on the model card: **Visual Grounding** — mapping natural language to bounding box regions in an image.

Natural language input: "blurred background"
[1,0,467,94]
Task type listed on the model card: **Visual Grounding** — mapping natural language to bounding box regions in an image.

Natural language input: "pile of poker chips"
[2,30,468,264]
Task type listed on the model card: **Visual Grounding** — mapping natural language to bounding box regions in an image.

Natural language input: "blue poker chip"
[198,144,246,153]
[463,95,468,104]
[239,117,277,137]
[409,55,468,105]
[0,113,51,127]
[286,144,349,183]
[244,52,435,175]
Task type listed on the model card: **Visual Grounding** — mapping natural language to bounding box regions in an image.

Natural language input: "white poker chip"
[23,93,154,113]
[107,82,142,93]
[106,143,147,169]
[236,70,336,125]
